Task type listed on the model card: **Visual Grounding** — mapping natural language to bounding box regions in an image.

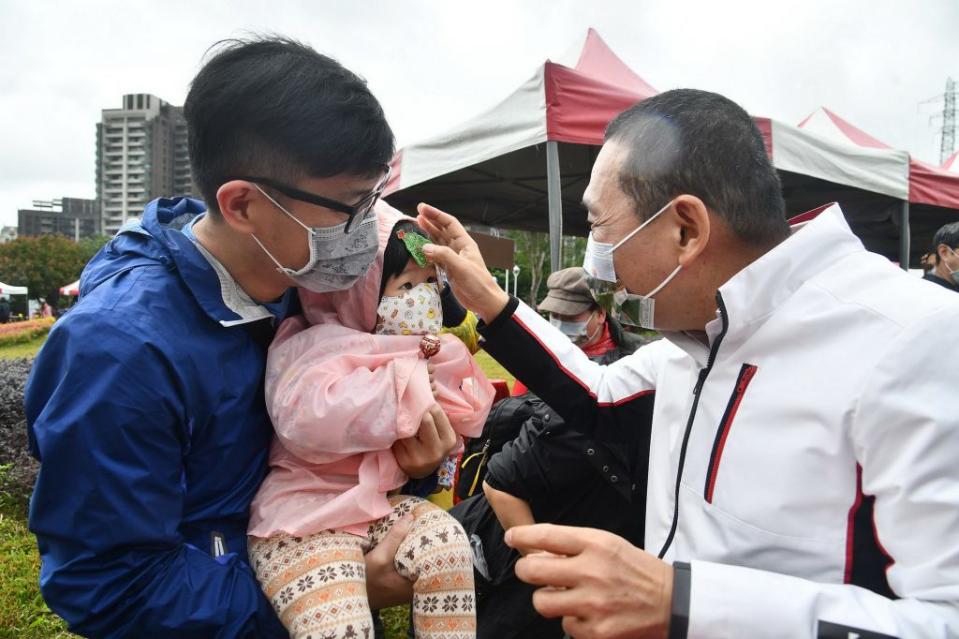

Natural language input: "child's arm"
[440,286,481,354]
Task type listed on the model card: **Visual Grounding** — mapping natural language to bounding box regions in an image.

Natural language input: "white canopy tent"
[386,29,944,269]
[0,281,28,296]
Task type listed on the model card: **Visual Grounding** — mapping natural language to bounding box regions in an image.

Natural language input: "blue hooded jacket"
[25,198,289,638]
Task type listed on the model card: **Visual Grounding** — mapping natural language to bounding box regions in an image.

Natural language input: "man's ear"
[671,195,710,267]
[216,180,259,234]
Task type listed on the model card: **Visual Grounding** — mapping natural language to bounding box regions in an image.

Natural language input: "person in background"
[923,221,959,292]
[0,296,10,323]
[511,266,647,396]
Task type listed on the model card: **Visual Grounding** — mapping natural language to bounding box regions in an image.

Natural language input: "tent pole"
[546,141,563,273]
[899,200,910,270]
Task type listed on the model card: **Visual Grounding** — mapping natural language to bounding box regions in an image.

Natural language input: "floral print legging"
[249,496,476,639]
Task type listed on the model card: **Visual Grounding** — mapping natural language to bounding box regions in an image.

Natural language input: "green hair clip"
[396,230,430,267]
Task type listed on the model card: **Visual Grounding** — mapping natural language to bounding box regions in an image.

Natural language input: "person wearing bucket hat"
[511,267,647,396]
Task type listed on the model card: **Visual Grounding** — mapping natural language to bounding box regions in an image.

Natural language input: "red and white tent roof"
[386,29,954,269]
[944,150,959,174]
[798,107,959,210]
[386,28,657,196]
[60,280,80,296]
[387,30,927,222]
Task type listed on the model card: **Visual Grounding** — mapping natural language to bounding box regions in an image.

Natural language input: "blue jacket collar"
[134,197,291,326]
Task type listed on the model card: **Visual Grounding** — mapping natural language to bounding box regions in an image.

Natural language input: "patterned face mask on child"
[375,282,443,336]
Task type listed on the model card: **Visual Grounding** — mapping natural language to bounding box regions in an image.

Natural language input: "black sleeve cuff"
[440,285,468,328]
[476,296,520,337]
[668,561,691,639]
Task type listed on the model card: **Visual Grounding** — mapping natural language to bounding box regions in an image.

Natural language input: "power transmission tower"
[942,77,956,164]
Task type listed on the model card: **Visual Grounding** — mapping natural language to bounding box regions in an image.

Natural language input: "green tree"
[504,231,587,309]
[0,235,110,311]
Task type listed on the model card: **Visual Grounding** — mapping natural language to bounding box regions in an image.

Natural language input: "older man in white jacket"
[417,89,959,639]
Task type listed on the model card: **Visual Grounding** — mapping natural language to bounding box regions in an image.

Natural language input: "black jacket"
[451,329,653,638]
[923,271,959,292]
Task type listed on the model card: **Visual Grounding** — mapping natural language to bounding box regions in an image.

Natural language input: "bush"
[0,319,54,349]
[0,358,37,518]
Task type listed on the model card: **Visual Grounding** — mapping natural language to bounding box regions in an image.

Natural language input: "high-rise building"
[96,94,194,235]
[18,197,100,240]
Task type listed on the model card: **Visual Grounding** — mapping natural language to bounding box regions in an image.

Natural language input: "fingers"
[368,514,413,559]
[416,202,467,243]
[505,523,593,557]
[415,407,441,447]
[421,242,463,271]
[514,551,582,589]
[416,211,446,244]
[532,585,586,620]
[428,403,457,455]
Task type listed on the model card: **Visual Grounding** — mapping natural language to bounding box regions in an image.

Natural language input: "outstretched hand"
[417,203,510,323]
[506,523,674,639]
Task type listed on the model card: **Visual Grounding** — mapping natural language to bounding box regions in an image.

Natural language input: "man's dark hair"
[184,35,395,214]
[605,89,789,245]
[932,221,959,263]
[380,220,426,298]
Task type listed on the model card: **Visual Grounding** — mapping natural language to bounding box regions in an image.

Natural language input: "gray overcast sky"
[1,0,957,228]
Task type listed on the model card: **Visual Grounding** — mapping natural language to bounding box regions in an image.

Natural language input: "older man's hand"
[417,203,510,323]
[506,523,674,639]
[392,403,457,479]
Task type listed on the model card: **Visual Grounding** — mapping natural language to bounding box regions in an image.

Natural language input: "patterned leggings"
[249,496,476,639]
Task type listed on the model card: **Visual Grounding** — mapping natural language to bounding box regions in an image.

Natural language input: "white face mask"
[250,185,379,293]
[947,248,959,285]
[583,199,682,330]
[550,311,599,345]
[375,282,443,336]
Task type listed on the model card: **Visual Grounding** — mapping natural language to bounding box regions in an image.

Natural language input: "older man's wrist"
[476,287,511,324]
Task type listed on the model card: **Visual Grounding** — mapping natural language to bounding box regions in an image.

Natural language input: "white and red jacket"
[479,205,959,638]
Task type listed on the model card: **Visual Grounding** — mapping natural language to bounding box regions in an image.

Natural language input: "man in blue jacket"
[25,37,455,638]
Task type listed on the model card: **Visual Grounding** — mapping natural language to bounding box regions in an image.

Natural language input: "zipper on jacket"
[703,363,758,503]
[656,291,730,559]
[461,439,491,497]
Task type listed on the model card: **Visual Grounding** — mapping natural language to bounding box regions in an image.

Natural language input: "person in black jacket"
[511,267,647,396]
[450,267,654,638]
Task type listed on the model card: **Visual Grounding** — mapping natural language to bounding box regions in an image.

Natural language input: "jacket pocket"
[704,363,758,503]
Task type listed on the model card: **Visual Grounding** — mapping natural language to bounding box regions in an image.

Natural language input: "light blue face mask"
[582,199,682,330]
[549,312,598,344]
[251,185,379,293]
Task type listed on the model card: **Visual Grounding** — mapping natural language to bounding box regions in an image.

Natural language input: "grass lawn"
[0,505,73,638]
[0,336,46,360]
[0,341,513,638]
[475,349,515,389]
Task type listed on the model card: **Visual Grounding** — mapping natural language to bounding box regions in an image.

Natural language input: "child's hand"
[428,361,439,398]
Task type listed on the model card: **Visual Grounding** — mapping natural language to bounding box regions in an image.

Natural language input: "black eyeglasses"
[231,165,391,234]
